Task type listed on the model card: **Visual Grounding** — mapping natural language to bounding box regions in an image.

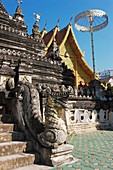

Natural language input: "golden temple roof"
[42,23,94,78]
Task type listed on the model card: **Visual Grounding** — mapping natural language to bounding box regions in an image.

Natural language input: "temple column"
[74,56,78,88]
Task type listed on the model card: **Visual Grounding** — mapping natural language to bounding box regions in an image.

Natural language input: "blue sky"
[1,0,113,72]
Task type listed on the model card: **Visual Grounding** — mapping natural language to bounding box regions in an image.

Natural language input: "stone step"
[0,153,35,170]
[0,132,25,142]
[0,141,27,156]
[0,123,14,132]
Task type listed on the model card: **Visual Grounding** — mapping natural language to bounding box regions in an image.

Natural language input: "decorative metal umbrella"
[74,9,108,77]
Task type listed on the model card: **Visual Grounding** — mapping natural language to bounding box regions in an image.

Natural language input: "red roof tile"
[43,29,54,46]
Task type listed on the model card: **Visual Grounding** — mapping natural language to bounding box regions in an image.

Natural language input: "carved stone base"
[51,144,78,167]
[35,143,78,167]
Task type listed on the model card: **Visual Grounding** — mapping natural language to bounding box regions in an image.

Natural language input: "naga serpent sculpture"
[11,82,68,149]
[38,94,67,148]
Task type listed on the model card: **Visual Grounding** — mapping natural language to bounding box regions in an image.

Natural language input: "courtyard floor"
[51,130,113,170]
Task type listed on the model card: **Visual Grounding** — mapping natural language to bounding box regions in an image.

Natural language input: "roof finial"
[56,17,60,26]
[16,0,22,5]
[32,13,41,39]
[44,20,47,29]
[34,13,41,22]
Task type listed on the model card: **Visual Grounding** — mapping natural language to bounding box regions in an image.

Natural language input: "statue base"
[35,143,79,167]
[51,144,78,167]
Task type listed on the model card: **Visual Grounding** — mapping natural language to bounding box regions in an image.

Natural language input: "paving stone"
[72,164,84,169]
[90,164,102,169]
[108,165,113,169]
[50,131,113,170]
[106,159,113,163]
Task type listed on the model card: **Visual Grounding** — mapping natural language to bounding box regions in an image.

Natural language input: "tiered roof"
[42,23,94,80]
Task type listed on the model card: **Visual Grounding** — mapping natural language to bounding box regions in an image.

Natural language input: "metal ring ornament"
[74,9,108,32]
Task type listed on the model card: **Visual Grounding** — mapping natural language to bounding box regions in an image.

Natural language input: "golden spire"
[14,0,23,17]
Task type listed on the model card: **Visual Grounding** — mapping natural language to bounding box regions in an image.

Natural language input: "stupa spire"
[13,0,27,33]
[32,13,41,39]
[14,0,24,21]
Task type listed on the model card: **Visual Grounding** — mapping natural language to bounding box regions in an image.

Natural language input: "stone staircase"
[0,113,35,170]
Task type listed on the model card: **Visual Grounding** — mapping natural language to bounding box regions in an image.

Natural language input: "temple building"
[41,23,94,87]
[1,2,113,169]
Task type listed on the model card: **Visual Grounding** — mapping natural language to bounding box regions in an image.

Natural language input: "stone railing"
[65,95,113,133]
[66,108,111,125]
[64,80,113,132]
